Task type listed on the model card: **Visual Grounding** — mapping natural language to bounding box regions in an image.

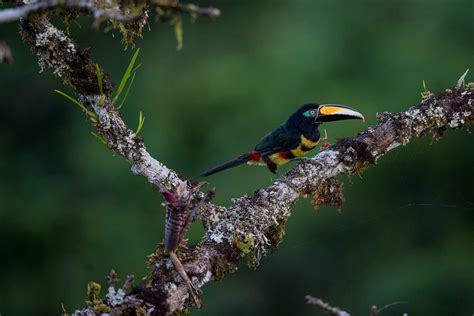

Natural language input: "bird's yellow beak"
[317,104,365,123]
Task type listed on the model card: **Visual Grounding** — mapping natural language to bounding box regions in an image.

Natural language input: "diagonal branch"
[148,85,473,314]
[20,14,186,190]
[17,9,474,316]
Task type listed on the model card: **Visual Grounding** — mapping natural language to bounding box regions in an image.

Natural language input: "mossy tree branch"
[4,2,474,315]
[20,14,186,191]
[0,0,220,24]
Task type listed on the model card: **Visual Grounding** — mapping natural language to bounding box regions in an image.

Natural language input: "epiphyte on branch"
[159,181,215,308]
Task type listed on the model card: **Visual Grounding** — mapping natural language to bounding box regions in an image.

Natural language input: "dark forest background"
[0,0,473,315]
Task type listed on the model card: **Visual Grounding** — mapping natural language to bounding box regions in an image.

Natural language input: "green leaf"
[91,132,108,146]
[131,62,142,74]
[95,64,105,107]
[173,14,183,50]
[95,64,103,95]
[117,71,136,110]
[54,89,97,118]
[456,69,469,89]
[135,111,145,135]
[114,48,140,105]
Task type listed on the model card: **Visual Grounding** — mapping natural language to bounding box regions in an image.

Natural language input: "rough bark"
[6,4,474,316]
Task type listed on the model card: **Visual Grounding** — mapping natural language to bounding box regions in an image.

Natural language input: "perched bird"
[196,103,364,177]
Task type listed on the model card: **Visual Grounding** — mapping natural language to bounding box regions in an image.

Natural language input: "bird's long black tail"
[195,153,252,178]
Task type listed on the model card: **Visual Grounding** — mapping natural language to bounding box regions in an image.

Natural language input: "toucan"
[195,103,364,178]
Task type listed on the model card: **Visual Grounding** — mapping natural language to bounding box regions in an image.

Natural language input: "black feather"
[195,153,252,178]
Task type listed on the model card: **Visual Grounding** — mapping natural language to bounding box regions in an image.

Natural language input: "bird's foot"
[319,141,331,151]
[319,129,331,151]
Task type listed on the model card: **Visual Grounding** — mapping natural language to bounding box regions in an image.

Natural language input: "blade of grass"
[135,111,145,135]
[117,71,137,110]
[113,48,140,105]
[54,89,96,118]
[95,64,103,95]
[131,62,142,74]
[91,132,108,146]
[173,14,183,50]
[95,64,105,106]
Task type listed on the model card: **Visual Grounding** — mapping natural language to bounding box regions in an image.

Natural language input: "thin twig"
[306,295,351,316]
[153,0,221,19]
[371,301,408,315]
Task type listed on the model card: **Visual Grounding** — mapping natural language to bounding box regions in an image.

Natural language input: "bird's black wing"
[254,124,300,157]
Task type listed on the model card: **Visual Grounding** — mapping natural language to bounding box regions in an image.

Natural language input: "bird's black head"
[288,103,365,131]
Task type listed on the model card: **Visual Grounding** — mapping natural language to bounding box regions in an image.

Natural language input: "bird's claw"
[319,141,331,151]
[319,129,331,151]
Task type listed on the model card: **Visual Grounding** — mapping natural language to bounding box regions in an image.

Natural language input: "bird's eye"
[303,109,317,118]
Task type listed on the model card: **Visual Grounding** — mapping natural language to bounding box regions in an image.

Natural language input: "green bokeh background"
[1,1,473,315]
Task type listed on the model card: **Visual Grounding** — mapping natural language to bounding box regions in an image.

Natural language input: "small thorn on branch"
[306,295,351,316]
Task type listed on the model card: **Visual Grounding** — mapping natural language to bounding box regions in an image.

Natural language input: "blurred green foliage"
[0,1,473,315]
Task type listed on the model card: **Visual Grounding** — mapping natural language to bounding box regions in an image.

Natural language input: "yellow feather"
[290,147,306,157]
[300,134,319,148]
[269,154,291,165]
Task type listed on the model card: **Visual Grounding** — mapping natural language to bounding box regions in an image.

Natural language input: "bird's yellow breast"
[269,153,291,165]
[290,135,319,157]
[301,134,319,148]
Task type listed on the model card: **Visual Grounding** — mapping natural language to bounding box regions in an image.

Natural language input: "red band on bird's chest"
[277,151,293,159]
[249,150,262,161]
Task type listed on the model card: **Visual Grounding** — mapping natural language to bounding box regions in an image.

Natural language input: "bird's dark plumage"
[195,103,364,178]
